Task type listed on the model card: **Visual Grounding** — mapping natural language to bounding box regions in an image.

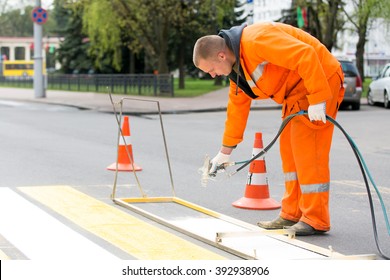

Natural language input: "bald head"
[193,35,226,67]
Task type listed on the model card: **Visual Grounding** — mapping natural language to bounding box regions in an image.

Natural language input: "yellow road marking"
[19,185,226,260]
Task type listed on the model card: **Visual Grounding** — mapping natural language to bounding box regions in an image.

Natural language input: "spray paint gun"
[199,154,249,187]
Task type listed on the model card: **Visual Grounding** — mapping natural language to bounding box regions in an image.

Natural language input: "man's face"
[197,52,232,78]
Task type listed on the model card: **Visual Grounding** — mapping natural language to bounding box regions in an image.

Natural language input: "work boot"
[257,216,296,229]
[284,221,327,236]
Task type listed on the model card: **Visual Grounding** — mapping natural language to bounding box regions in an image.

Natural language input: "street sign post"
[31,7,48,25]
[31,1,47,99]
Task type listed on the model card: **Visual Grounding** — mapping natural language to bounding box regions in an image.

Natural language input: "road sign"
[31,7,48,25]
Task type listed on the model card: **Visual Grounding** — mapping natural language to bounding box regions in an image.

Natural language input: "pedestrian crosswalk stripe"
[0,249,10,260]
[19,185,226,260]
[0,188,118,260]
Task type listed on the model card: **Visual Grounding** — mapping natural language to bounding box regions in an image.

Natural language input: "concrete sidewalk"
[0,87,281,114]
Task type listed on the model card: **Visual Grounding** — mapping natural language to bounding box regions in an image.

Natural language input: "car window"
[379,65,390,78]
[340,61,358,77]
[383,66,390,78]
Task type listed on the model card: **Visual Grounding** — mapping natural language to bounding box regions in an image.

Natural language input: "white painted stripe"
[247,172,268,185]
[0,188,118,260]
[0,249,10,260]
[119,135,131,145]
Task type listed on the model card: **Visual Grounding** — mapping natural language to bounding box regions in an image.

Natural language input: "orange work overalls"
[220,22,345,231]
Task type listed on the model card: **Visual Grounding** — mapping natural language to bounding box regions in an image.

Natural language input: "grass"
[173,78,227,97]
[362,77,372,97]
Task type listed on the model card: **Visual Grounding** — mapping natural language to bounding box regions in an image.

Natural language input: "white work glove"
[209,151,230,176]
[308,102,326,123]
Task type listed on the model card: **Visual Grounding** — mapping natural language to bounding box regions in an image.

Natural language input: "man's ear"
[218,51,225,60]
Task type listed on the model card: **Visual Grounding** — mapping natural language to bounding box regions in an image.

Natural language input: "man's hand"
[209,151,230,176]
[308,102,326,123]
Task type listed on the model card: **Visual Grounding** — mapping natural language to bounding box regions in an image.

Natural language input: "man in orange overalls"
[193,22,345,235]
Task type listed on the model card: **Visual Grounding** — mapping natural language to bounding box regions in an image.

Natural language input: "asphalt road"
[0,99,389,261]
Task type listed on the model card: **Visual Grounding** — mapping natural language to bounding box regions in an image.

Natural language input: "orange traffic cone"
[107,116,142,172]
[232,132,280,210]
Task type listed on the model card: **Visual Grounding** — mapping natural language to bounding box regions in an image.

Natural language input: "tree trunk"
[214,76,223,86]
[129,50,135,74]
[355,27,367,82]
[323,0,341,51]
[158,51,169,74]
[178,41,185,89]
[157,16,170,74]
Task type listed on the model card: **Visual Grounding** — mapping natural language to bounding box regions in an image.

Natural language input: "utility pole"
[33,0,46,98]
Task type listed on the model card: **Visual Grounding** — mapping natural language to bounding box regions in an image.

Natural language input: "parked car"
[338,59,362,110]
[367,63,390,109]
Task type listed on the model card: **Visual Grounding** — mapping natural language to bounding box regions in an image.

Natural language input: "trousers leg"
[279,69,345,230]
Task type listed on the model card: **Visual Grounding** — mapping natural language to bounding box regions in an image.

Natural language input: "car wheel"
[367,89,375,106]
[385,91,390,109]
[351,102,360,110]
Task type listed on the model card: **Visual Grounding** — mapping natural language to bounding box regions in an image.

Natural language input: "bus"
[2,60,35,77]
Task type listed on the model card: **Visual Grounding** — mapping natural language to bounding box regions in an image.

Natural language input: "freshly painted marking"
[0,249,10,260]
[19,185,226,260]
[0,188,118,260]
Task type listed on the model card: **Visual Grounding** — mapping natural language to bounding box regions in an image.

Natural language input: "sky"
[5,0,54,10]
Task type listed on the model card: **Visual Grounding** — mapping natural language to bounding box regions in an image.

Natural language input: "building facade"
[0,36,60,61]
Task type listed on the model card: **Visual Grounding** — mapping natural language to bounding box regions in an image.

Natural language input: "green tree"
[341,0,390,81]
[82,0,176,74]
[81,0,237,85]
[0,7,34,36]
[53,0,95,74]
[170,0,239,88]
[279,0,345,52]
[321,0,345,51]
